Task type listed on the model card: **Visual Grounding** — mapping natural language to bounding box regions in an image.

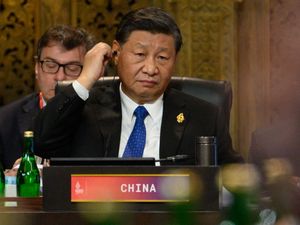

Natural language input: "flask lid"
[24,131,34,137]
[196,136,216,144]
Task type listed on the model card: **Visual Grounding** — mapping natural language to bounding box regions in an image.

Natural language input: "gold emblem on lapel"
[176,113,184,123]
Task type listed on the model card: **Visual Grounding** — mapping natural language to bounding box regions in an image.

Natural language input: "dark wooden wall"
[238,0,300,158]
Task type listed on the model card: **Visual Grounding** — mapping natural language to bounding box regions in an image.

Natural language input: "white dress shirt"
[118,84,163,163]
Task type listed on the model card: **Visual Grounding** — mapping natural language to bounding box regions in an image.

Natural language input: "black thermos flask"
[195,136,217,166]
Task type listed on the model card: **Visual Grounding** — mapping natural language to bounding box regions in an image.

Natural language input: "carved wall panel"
[158,0,240,80]
[76,1,151,43]
[35,0,73,35]
[75,0,153,76]
[159,0,241,149]
[0,0,37,105]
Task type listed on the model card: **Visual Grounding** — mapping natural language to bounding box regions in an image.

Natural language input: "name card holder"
[43,166,220,211]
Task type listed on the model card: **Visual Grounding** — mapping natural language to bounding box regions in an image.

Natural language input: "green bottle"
[16,131,40,197]
[0,161,5,197]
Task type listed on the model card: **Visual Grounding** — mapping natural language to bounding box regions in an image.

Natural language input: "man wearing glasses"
[0,25,95,169]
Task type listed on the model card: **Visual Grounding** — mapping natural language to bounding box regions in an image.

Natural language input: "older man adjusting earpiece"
[34,7,243,165]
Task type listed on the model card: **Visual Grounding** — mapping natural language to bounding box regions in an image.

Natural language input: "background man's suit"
[0,93,40,169]
[34,81,242,165]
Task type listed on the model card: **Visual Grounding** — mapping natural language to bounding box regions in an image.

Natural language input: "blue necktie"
[123,106,148,158]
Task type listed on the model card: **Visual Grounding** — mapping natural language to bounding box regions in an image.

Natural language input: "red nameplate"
[71,174,190,202]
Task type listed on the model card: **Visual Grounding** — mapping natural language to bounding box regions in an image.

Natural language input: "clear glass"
[16,131,40,197]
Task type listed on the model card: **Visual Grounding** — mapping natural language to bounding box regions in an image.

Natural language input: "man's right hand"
[77,42,112,90]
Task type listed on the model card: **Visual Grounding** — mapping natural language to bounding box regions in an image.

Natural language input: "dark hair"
[36,24,95,60]
[115,7,182,53]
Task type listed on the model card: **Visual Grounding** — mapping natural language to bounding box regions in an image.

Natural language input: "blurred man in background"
[0,24,95,169]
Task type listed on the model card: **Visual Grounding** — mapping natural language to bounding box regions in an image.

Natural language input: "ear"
[35,62,39,79]
[112,40,121,65]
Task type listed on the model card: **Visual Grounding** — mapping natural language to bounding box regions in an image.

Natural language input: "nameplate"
[71,174,190,202]
[43,166,220,211]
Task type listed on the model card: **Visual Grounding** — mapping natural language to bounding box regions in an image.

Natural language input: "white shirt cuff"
[72,80,89,100]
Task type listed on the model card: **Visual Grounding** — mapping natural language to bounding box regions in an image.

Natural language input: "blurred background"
[0,0,300,163]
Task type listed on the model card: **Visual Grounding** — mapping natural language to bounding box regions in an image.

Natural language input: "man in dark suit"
[0,25,95,169]
[34,7,243,165]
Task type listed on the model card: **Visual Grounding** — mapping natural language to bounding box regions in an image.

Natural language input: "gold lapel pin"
[176,113,184,123]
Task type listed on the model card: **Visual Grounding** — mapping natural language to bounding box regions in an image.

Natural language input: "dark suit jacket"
[0,93,40,169]
[34,81,243,165]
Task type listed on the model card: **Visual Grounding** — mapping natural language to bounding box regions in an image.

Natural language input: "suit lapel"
[96,110,121,157]
[92,82,122,157]
[160,89,190,159]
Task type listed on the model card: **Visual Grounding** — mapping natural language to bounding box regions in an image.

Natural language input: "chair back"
[57,76,232,126]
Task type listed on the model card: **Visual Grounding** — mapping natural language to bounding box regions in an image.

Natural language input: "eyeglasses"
[39,60,83,77]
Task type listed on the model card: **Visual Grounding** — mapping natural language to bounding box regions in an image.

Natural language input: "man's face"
[35,41,86,101]
[113,31,177,104]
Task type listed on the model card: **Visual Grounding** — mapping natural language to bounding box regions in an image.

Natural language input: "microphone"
[155,154,190,163]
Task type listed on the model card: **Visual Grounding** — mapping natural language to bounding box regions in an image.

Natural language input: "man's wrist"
[72,80,89,100]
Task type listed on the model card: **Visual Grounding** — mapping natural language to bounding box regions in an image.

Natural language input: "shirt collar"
[39,92,47,109]
[119,83,163,120]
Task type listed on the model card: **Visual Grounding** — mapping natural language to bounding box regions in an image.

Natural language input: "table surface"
[0,196,222,225]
